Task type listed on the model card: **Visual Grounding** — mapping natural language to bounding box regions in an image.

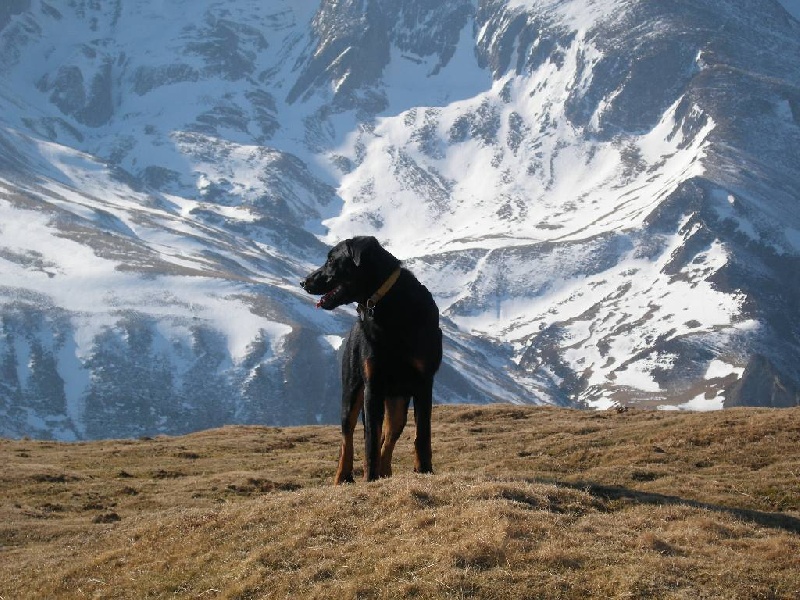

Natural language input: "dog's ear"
[347,236,379,266]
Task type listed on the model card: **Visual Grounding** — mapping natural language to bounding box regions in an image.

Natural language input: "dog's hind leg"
[412,381,434,474]
[335,386,363,485]
[379,396,410,478]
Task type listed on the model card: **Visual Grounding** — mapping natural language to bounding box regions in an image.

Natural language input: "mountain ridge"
[0,0,799,440]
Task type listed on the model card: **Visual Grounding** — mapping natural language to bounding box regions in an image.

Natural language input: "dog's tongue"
[316,288,335,308]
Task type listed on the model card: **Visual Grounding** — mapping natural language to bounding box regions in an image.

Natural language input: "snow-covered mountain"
[1,0,798,439]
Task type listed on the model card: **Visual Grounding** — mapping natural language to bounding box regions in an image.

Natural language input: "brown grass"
[1,405,798,599]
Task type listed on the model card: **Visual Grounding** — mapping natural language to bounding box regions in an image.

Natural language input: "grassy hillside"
[1,405,798,599]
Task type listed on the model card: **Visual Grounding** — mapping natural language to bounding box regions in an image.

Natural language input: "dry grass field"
[1,404,798,599]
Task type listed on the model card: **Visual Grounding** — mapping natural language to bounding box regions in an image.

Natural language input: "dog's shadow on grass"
[537,478,800,535]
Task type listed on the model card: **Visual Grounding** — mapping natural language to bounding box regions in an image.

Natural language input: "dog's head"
[301,236,398,310]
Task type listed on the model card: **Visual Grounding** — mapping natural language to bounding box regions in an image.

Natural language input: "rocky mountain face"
[0,0,798,439]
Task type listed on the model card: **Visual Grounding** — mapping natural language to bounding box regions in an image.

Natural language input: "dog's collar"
[358,267,401,320]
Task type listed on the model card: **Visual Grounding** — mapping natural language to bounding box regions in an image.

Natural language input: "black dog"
[302,236,442,483]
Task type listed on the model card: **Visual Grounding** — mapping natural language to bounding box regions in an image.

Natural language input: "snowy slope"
[323,0,800,409]
[1,0,799,439]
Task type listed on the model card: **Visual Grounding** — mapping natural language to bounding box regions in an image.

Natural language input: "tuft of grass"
[1,405,798,599]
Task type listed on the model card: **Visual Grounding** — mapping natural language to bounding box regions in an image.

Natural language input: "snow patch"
[659,393,725,412]
[705,359,744,380]
[321,335,344,351]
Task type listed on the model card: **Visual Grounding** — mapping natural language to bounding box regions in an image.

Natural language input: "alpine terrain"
[1,0,799,440]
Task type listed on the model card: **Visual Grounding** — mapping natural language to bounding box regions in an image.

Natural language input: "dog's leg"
[363,386,384,481]
[379,396,410,478]
[412,381,434,474]
[335,387,363,485]
[362,358,385,481]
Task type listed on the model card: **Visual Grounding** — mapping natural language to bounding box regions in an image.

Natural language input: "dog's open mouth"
[316,285,345,310]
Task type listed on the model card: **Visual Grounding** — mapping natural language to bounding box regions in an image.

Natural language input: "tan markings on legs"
[362,357,378,482]
[334,387,364,485]
[379,396,409,478]
[363,357,375,380]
